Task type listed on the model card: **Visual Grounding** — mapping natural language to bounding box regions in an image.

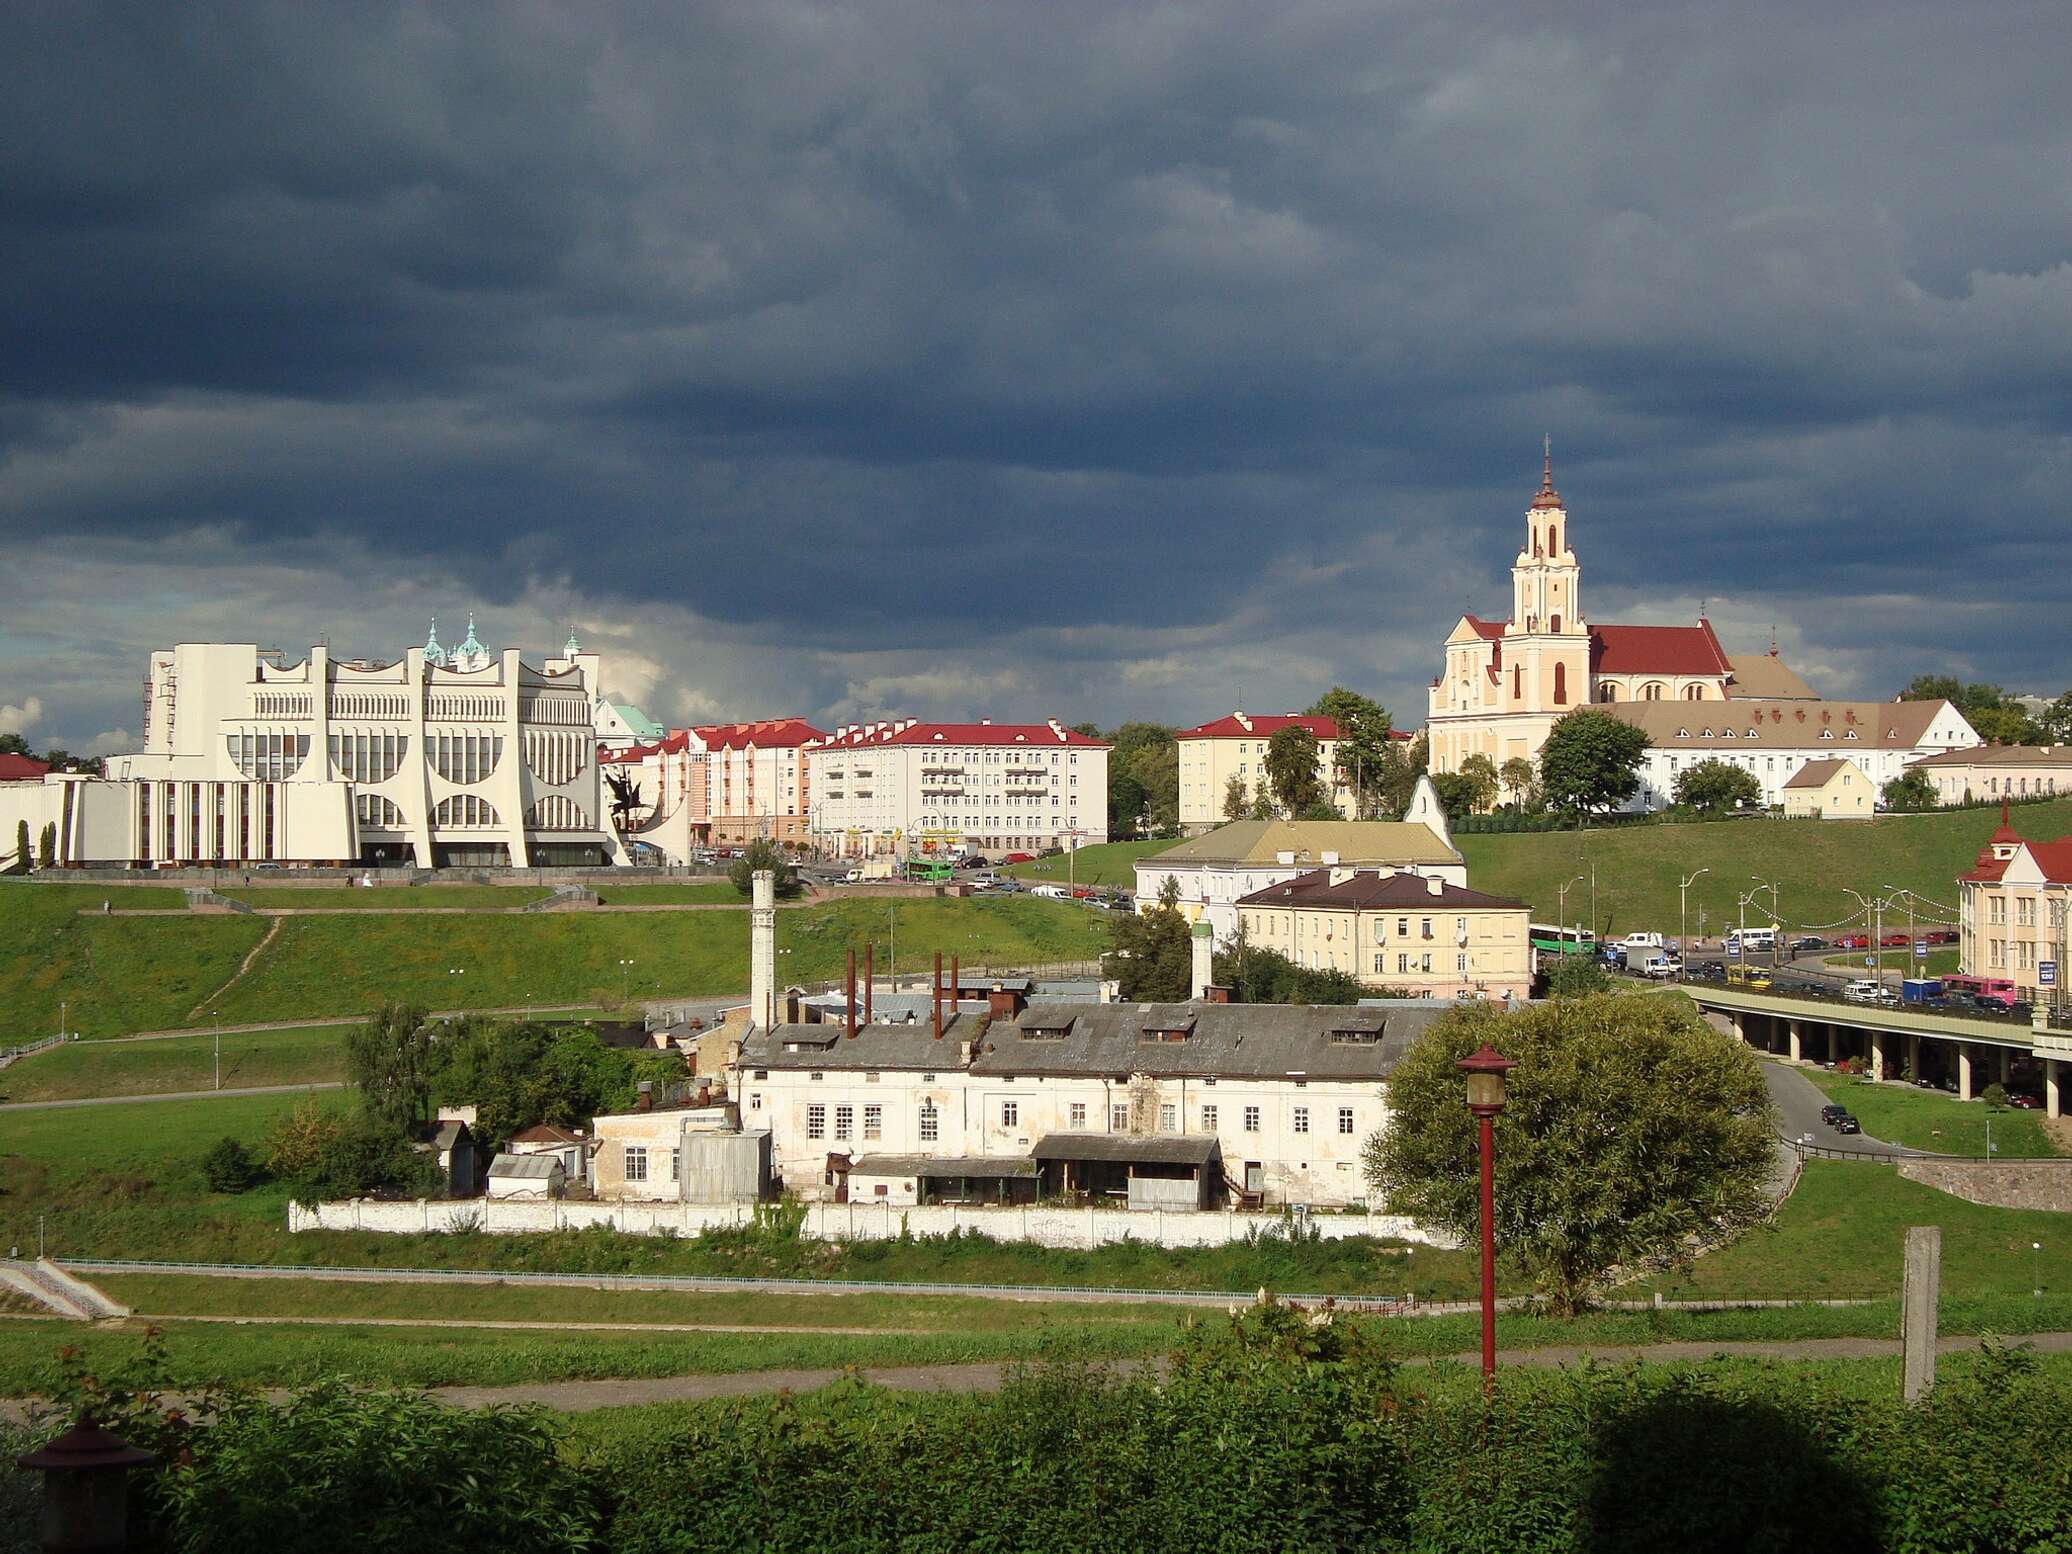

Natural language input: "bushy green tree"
[729,837,800,896]
[1108,770,1149,837]
[1307,687,1394,817]
[1264,726,1325,816]
[2039,690,2072,744]
[1882,768,1937,811]
[1109,721,1179,835]
[1212,939,1367,1005]
[1373,732,1429,820]
[13,818,29,872]
[1458,753,1500,814]
[1248,777,1276,820]
[1538,709,1649,819]
[1499,755,1538,810]
[1103,877,1193,1001]
[201,1137,267,1193]
[1428,772,1477,822]
[345,1002,435,1128]
[429,1017,685,1149]
[37,822,55,866]
[1673,758,1762,813]
[1222,774,1248,821]
[1544,954,1612,997]
[1363,993,1774,1315]
[295,1111,438,1199]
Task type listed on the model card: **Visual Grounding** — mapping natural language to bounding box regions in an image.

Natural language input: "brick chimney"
[635,1081,652,1112]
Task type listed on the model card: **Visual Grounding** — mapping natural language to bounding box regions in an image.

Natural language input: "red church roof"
[1587,620,1732,678]
[0,753,50,781]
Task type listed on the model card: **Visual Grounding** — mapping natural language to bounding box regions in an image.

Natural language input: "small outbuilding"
[1782,757,1875,819]
[408,1119,479,1196]
[1031,1133,1223,1209]
[487,1152,567,1199]
[843,1154,1039,1206]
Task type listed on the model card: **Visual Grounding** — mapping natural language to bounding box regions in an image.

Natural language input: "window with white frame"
[1244,1105,1260,1132]
[1293,1106,1310,1134]
[1001,1101,1020,1128]
[807,1105,826,1140]
[1111,1103,1129,1130]
[864,1104,882,1140]
[624,1145,648,1182]
[834,1105,853,1140]
[668,1148,681,1182]
[1202,1104,1218,1131]
[919,1101,939,1142]
[1159,1103,1177,1132]
[1338,1107,1355,1135]
[1069,1102,1087,1128]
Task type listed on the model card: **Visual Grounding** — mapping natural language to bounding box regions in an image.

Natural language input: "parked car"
[1792,935,1827,951]
[1880,932,1912,948]
[2007,1093,2044,1110]
[1834,933,1871,950]
[1835,1116,1862,1135]
[1691,961,1728,982]
[1843,979,1882,1003]
[956,855,991,870]
[1926,929,1959,945]
[1819,1103,1848,1124]
[1002,852,1036,864]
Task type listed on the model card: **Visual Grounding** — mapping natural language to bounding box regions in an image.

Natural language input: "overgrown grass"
[1452,799,2072,937]
[1802,1070,2063,1157]
[0,1025,353,1103]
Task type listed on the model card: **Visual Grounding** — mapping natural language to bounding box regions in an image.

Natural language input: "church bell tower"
[1503,442,1591,710]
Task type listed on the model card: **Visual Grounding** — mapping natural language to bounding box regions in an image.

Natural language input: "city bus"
[1941,974,2019,1009]
[1529,924,1597,959]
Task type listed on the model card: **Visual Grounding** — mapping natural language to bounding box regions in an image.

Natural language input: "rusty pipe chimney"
[845,949,857,1039]
[951,953,959,1024]
[864,942,874,1026]
[933,951,943,1039]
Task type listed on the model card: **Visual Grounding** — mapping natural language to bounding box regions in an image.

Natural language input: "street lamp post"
[1457,1043,1517,1385]
[1751,876,1780,966]
[1556,874,1584,959]
[212,1010,221,1092]
[1679,868,1709,948]
[1578,855,1597,945]
[1884,885,1916,982]
[2035,1240,2044,1299]
[618,958,635,1005]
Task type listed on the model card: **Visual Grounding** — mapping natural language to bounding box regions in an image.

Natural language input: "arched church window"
[1513,666,1522,699]
[1553,663,1567,705]
[1685,685,1704,701]
[1550,614,1561,633]
[1643,683,1664,702]
[1599,684,1617,702]
[1548,524,1558,553]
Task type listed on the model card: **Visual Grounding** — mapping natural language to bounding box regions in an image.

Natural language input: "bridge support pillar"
[1907,1031,1921,1084]
[1870,1030,1889,1084]
[1956,1043,1974,1102]
[1999,1046,2012,1085]
[2046,1058,2062,1121]
[1730,1011,1745,1044]
[1827,1023,1840,1065]
[1787,1019,1802,1063]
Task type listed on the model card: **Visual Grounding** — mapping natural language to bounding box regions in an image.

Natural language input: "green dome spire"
[423,616,448,667]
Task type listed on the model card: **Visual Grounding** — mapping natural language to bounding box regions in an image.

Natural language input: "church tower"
[1502,444,1591,711]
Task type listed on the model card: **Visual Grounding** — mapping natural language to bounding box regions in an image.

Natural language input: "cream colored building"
[733,998,1450,1209]
[1908,746,2072,807]
[588,1101,737,1200]
[806,719,1109,859]
[1236,869,1532,1001]
[1427,453,1827,782]
[599,729,712,865]
[1611,698,1979,812]
[1134,784,1461,942]
[699,719,824,848]
[1780,757,1875,819]
[1175,712,1372,830]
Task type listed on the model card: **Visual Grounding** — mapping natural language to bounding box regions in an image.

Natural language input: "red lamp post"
[1456,1042,1517,1384]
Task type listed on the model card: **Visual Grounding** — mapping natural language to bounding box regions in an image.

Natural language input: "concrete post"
[1787,1019,1802,1063]
[1902,1225,1941,1403]
[749,868,776,1031]
[1871,1030,1888,1084]
[1957,1043,1974,1102]
[2046,1057,2062,1120]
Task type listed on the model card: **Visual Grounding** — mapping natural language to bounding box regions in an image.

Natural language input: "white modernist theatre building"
[32,621,628,868]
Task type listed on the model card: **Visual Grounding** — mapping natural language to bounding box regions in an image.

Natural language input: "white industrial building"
[4,621,628,868]
[807,719,1109,859]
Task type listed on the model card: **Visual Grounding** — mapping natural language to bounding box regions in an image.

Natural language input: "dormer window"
[1844,730,1858,740]
[1820,729,1835,740]
[1021,1018,1075,1041]
[1329,1027,1384,1045]
[1139,1015,1198,1043]
[1677,728,1690,739]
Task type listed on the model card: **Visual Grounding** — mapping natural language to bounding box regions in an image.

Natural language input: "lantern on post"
[1456,1042,1517,1384]
[16,1413,159,1553]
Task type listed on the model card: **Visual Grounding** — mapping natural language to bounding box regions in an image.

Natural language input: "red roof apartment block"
[815,719,1107,750]
[696,718,826,750]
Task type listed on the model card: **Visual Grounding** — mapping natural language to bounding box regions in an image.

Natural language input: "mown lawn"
[217,886,553,909]
[589,882,744,906]
[1663,1160,2072,1300]
[1802,1071,2062,1157]
[1007,840,1178,889]
[1453,799,2072,939]
[0,1025,353,1104]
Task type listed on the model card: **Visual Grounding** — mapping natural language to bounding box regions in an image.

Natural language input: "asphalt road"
[1760,1058,1913,1158]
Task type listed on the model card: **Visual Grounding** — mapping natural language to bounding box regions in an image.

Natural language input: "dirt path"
[129,1313,927,1336]
[0,1082,345,1112]
[187,915,282,1019]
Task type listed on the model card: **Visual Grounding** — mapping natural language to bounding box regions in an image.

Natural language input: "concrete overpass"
[1687,985,2069,1117]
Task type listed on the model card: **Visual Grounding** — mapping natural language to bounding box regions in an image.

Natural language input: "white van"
[1623,932,1666,951]
[1727,927,1777,953]
[1843,979,1881,1003]
[1029,884,1068,899]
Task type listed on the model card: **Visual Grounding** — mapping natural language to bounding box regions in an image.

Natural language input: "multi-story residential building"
[1958,810,2072,1012]
[734,996,1447,1208]
[1175,712,1387,831]
[697,719,824,848]
[1607,698,1978,811]
[1235,869,1532,1001]
[807,719,1109,859]
[598,728,712,864]
[1134,781,1462,942]
[1427,452,1836,780]
[4,623,625,868]
[1908,746,2072,807]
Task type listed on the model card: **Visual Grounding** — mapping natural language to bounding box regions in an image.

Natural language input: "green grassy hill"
[0,888,1112,1036]
[1006,840,1174,889]
[1452,800,2072,940]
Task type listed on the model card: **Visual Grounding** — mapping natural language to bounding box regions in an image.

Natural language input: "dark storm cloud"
[2,0,2069,748]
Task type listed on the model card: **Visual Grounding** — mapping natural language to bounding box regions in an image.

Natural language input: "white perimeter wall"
[289,1196,1453,1249]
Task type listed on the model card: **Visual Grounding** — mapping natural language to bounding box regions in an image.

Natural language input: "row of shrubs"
[16,1301,2070,1553]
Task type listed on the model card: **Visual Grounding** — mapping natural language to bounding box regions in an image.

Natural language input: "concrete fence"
[1895,1158,2072,1213]
[289,1197,1453,1250]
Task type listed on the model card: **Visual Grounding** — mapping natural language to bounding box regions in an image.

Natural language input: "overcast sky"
[3,1,2067,752]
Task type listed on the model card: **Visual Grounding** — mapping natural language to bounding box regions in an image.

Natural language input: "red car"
[1927,929,1959,945]
[1834,933,1870,949]
[2006,1094,2044,1110]
[1881,932,1912,948]
[1002,852,1036,864]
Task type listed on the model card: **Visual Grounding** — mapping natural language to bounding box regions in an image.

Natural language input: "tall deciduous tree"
[1499,756,1538,809]
[1248,778,1276,821]
[1538,710,1649,819]
[1108,722,1179,835]
[729,837,799,896]
[345,1002,435,1128]
[1264,726,1325,816]
[1672,758,1763,814]
[1102,876,1193,1001]
[1222,775,1249,821]
[1881,769,1937,812]
[1362,994,1774,1315]
[1306,688,1393,817]
[1458,754,1500,814]
[2039,691,2072,745]
[1373,732,1429,820]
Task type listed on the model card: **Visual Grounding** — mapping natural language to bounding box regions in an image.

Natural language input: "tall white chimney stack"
[1190,920,1214,1000]
[750,868,776,1030]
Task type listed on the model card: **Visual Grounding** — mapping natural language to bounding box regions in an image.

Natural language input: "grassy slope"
[1453,798,2072,938]
[1669,1160,2072,1300]
[1007,840,1176,888]
[590,883,744,906]
[0,1025,353,1103]
[0,884,267,1038]
[217,885,553,909]
[1802,1071,2060,1157]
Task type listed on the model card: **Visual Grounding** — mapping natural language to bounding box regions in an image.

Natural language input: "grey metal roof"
[739,1011,982,1072]
[799,993,991,1025]
[487,1153,563,1178]
[971,1001,1441,1082]
[1031,1133,1222,1166]
[847,1154,1039,1179]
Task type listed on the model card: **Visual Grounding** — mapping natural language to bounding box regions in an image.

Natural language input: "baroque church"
[1425,451,1815,776]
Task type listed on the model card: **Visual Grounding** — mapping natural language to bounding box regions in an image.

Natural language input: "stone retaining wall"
[1897,1159,2072,1212]
[289,1196,1453,1250]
